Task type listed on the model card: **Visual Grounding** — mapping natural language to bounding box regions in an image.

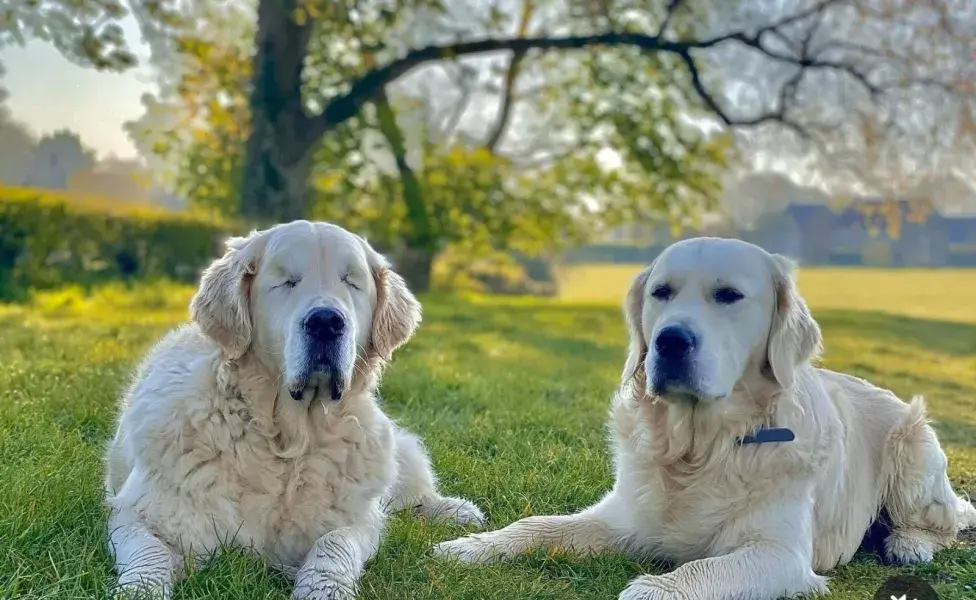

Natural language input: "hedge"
[0,186,229,300]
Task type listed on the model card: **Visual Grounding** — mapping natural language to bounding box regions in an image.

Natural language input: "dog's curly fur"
[104,221,484,600]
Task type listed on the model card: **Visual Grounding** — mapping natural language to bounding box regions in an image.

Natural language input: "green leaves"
[129,0,732,288]
[122,3,254,220]
[1,0,138,70]
[535,37,732,235]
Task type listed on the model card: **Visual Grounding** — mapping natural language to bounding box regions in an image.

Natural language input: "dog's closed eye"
[341,273,363,292]
[713,286,744,305]
[274,277,301,291]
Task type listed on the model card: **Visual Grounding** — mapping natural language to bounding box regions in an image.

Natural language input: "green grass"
[1,270,974,599]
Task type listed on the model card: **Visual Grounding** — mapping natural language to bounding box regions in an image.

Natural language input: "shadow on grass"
[931,419,976,447]
[423,299,976,360]
[839,360,976,412]
[815,309,976,356]
[421,297,622,360]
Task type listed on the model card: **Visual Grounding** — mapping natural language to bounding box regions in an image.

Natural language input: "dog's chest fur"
[112,338,397,568]
[608,391,826,564]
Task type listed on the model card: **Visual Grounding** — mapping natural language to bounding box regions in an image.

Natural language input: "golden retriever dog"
[104,220,484,599]
[435,237,976,600]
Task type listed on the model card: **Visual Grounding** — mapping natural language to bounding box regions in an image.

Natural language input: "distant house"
[946,214,976,266]
[588,196,976,268]
[740,203,837,263]
[787,203,835,264]
[745,197,974,267]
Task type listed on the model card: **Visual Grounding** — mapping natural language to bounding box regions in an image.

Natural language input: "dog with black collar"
[435,237,976,600]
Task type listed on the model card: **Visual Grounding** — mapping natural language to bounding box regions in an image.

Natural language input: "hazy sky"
[1,17,152,160]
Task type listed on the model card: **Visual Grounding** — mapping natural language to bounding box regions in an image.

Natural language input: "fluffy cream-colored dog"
[435,237,976,600]
[104,220,483,599]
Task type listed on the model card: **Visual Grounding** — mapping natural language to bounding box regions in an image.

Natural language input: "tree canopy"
[7,0,976,288]
[123,0,737,288]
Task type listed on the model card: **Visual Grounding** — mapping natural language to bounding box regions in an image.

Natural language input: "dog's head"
[622,237,821,404]
[189,220,421,402]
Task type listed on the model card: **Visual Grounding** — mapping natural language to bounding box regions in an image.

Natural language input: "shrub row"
[0,186,228,300]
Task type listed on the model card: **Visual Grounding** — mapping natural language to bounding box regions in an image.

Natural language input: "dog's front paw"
[292,569,356,600]
[432,534,505,564]
[111,581,171,600]
[618,574,690,600]
[112,572,173,600]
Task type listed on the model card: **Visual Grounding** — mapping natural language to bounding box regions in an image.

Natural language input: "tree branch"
[303,0,868,152]
[424,63,477,145]
[484,0,535,153]
[658,0,686,37]
[373,87,432,249]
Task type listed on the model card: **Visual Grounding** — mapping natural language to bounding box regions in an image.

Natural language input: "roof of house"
[783,203,833,221]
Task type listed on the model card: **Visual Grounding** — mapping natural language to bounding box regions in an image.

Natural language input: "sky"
[1,17,153,160]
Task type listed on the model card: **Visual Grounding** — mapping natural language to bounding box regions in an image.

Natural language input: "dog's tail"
[878,395,930,513]
[880,395,976,533]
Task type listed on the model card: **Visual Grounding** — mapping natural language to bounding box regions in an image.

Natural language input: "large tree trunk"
[241,0,314,224]
[242,112,312,223]
[392,248,436,294]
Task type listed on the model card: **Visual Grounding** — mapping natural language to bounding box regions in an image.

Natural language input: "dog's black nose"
[304,307,345,339]
[655,325,697,360]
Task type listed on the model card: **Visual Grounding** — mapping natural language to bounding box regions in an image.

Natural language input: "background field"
[1,267,974,599]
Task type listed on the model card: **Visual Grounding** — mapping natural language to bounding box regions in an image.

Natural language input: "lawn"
[0,268,974,599]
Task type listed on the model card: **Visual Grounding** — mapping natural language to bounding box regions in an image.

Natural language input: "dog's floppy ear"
[622,262,653,385]
[765,253,822,389]
[367,247,422,362]
[189,231,264,360]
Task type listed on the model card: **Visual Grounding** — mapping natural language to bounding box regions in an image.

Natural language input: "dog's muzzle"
[650,324,700,401]
[289,306,349,402]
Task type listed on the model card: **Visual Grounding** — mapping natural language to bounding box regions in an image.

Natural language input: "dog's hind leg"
[880,396,970,564]
[108,508,182,600]
[956,493,976,530]
[383,427,485,527]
